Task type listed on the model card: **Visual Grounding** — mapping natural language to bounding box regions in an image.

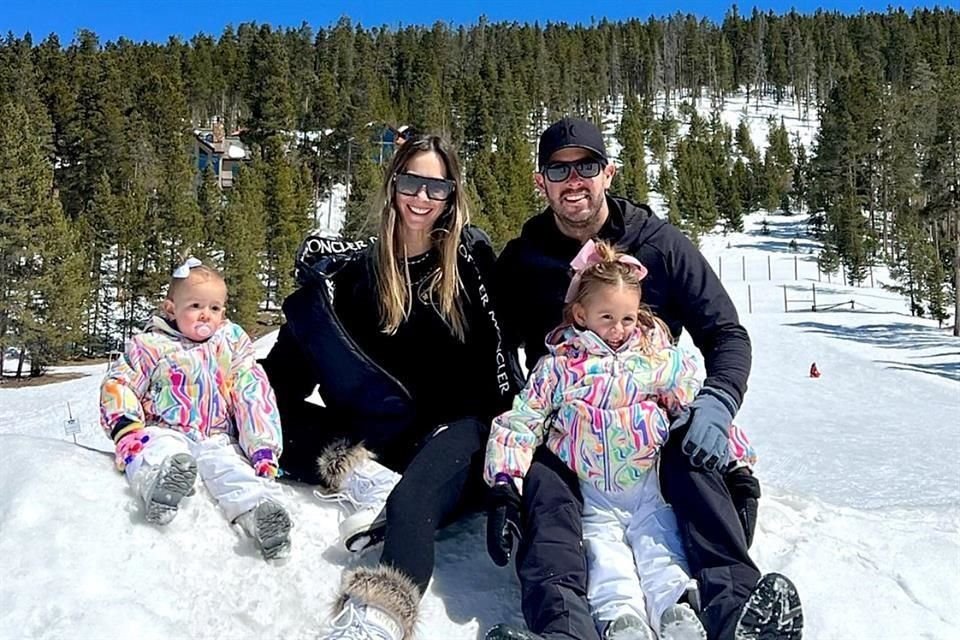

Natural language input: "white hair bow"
[172,257,202,278]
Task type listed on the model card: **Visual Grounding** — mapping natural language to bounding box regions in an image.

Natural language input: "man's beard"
[551,191,604,229]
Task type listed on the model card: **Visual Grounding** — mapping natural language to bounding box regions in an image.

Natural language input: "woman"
[261,135,522,639]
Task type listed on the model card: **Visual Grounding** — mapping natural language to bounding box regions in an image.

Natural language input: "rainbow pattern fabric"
[485,324,754,493]
[100,317,282,463]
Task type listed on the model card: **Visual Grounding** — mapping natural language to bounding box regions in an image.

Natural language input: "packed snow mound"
[1,208,958,639]
[0,428,957,639]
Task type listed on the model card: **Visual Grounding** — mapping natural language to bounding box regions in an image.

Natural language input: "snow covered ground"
[1,208,956,640]
[1,85,958,638]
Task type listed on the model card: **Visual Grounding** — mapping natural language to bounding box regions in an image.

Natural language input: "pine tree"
[342,138,384,241]
[262,135,313,310]
[141,70,204,271]
[466,146,507,247]
[674,111,718,233]
[493,112,539,243]
[0,102,86,375]
[735,119,762,210]
[921,67,960,334]
[616,93,649,203]
[763,117,794,212]
[718,169,744,232]
[197,165,224,255]
[220,161,266,328]
[790,137,809,214]
[245,26,294,140]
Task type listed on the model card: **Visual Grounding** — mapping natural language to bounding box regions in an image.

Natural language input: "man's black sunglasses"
[542,159,604,183]
[394,172,456,201]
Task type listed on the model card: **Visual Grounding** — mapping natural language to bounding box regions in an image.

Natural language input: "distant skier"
[809,362,821,378]
[484,241,758,640]
[99,258,292,560]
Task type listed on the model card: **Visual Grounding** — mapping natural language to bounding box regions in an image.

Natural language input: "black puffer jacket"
[261,227,523,482]
[496,196,751,408]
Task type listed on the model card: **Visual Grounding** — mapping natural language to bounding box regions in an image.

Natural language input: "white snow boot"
[314,440,400,552]
[604,613,655,640]
[235,499,293,560]
[660,603,706,640]
[320,565,420,639]
[137,452,197,525]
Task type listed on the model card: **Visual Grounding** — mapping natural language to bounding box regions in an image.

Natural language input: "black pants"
[280,404,488,596]
[660,425,760,640]
[380,416,489,595]
[517,448,598,640]
[517,430,759,640]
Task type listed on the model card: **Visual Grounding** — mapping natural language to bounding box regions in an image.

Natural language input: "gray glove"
[677,387,738,470]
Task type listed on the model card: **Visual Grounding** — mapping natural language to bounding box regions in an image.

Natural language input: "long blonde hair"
[374,135,470,340]
[562,240,671,353]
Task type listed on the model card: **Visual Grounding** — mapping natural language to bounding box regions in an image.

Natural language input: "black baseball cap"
[537,117,608,170]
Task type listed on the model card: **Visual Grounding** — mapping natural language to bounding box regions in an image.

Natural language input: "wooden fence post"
[812,283,817,310]
[783,285,788,312]
[748,285,753,314]
[767,255,772,280]
[742,255,746,281]
[794,255,798,280]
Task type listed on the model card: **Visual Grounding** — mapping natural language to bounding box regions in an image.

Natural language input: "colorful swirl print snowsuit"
[100,317,284,521]
[485,323,756,634]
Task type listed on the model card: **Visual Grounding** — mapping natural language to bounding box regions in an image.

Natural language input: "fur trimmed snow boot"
[314,439,400,552]
[320,565,420,639]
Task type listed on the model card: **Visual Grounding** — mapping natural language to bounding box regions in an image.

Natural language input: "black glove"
[725,466,761,548]
[486,480,523,567]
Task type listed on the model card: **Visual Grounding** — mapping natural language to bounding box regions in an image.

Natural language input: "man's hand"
[486,478,523,567]
[677,387,738,470]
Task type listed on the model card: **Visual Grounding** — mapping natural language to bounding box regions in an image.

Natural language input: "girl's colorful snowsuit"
[485,323,756,634]
[100,317,284,521]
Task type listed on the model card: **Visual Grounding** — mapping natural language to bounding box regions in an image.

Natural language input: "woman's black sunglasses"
[395,172,456,201]
[542,159,604,183]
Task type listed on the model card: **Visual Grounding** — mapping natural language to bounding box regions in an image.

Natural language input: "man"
[484,118,803,640]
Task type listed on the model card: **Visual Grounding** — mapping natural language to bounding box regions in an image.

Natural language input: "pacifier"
[194,323,213,338]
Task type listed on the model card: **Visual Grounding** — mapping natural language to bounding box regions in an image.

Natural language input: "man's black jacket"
[495,195,751,407]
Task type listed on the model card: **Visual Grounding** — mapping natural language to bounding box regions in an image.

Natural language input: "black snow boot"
[734,573,803,640]
[485,624,548,640]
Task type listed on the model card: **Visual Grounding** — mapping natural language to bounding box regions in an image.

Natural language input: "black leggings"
[380,416,488,595]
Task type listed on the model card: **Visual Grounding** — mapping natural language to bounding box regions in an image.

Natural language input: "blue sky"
[3,0,955,44]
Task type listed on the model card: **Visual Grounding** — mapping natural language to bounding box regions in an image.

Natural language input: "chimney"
[212,116,226,144]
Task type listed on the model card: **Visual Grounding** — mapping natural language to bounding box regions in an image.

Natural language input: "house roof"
[195,130,250,160]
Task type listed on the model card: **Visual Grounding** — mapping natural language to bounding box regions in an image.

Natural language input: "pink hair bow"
[564,239,649,303]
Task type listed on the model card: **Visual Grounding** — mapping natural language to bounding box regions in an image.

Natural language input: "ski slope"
[1,209,957,640]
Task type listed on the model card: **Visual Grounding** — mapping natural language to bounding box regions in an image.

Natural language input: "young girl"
[100,258,292,560]
[484,240,755,640]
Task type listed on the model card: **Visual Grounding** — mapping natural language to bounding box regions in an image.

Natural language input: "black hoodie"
[261,226,524,478]
[495,195,751,408]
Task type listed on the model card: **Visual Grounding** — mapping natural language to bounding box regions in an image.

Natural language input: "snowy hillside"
[1,208,957,640]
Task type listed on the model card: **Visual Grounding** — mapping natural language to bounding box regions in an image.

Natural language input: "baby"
[100,258,291,560]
